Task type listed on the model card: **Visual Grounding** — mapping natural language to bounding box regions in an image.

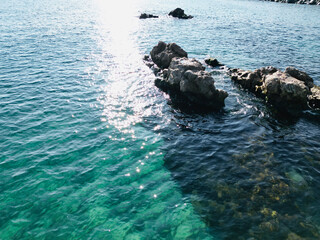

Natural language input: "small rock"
[169,8,193,19]
[204,58,223,67]
[139,13,159,19]
[287,232,305,240]
[308,86,320,109]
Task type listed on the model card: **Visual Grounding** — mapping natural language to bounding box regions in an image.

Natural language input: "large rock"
[156,57,228,110]
[229,66,277,94]
[229,66,318,112]
[150,41,188,69]
[148,42,228,111]
[166,57,205,86]
[168,8,193,19]
[262,71,309,110]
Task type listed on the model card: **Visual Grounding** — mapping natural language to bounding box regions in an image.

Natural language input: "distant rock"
[263,0,320,4]
[139,13,159,19]
[168,8,193,19]
[147,42,228,111]
[228,66,319,113]
[205,58,223,68]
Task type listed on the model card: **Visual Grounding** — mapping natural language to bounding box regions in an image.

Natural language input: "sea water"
[0,0,320,239]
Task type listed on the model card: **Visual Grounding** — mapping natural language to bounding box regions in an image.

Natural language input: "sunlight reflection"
[93,0,146,134]
[89,0,167,137]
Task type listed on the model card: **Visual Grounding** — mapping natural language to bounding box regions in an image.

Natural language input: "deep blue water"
[1,0,320,239]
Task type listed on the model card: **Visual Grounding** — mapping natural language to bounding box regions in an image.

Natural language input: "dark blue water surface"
[1,0,320,239]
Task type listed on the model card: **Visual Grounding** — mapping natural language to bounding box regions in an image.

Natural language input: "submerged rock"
[139,13,159,19]
[286,169,308,189]
[168,8,193,19]
[148,42,228,111]
[229,66,319,113]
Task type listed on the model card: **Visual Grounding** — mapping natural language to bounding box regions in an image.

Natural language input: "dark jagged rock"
[228,66,319,113]
[150,41,188,69]
[147,42,228,111]
[205,58,223,68]
[263,0,320,4]
[139,13,159,19]
[168,8,193,19]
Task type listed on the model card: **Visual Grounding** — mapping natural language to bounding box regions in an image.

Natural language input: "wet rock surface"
[146,42,228,111]
[228,66,319,113]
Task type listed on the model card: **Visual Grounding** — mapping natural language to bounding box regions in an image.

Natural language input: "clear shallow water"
[0,0,320,239]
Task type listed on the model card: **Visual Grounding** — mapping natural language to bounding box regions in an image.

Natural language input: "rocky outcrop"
[150,41,188,69]
[139,13,159,19]
[168,8,193,19]
[229,66,320,112]
[205,58,223,68]
[146,42,228,111]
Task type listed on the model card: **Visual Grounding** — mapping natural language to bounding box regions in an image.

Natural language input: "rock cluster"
[139,13,159,19]
[229,66,320,112]
[168,8,193,19]
[146,41,228,111]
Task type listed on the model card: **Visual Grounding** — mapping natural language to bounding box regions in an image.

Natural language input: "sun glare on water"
[92,0,148,134]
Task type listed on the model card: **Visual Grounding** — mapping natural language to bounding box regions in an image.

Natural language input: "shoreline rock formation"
[228,66,320,113]
[145,41,228,111]
[168,8,193,19]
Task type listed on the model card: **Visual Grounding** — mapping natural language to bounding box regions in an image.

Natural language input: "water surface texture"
[1,0,320,239]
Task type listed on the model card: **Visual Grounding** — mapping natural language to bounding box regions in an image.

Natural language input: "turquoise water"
[0,0,320,239]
